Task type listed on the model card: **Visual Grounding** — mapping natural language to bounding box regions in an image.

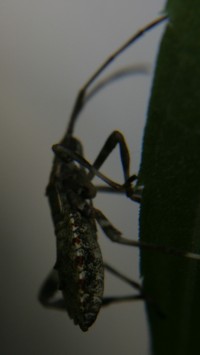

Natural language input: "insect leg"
[94,208,138,246]
[94,208,200,260]
[102,294,143,306]
[88,130,141,201]
[104,262,142,291]
[96,185,125,193]
[102,263,164,318]
[95,178,143,203]
[38,269,66,311]
[88,130,131,182]
[102,262,143,305]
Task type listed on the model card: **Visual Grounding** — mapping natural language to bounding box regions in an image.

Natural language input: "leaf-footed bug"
[38,15,200,331]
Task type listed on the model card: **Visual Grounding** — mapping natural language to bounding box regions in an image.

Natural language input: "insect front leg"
[89,130,143,202]
[89,130,131,181]
[94,208,139,247]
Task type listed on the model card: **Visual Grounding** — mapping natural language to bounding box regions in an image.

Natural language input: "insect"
[38,15,200,332]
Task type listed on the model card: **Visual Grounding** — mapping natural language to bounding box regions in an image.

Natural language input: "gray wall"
[0,1,166,354]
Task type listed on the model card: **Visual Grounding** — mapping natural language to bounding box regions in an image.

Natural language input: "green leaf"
[138,1,200,354]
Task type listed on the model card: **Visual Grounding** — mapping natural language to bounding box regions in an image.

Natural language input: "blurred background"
[0,1,166,354]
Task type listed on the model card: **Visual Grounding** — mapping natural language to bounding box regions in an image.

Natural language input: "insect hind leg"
[103,262,143,306]
[103,263,165,318]
[38,269,66,311]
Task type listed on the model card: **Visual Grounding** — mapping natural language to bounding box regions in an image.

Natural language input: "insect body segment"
[55,210,104,331]
[41,137,104,331]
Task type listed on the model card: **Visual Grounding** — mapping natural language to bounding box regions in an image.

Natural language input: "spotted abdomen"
[55,210,104,331]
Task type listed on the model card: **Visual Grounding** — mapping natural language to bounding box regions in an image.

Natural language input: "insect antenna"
[66,15,168,136]
[84,64,149,107]
[126,239,200,261]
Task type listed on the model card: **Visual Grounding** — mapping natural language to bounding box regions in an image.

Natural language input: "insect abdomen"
[55,210,104,331]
